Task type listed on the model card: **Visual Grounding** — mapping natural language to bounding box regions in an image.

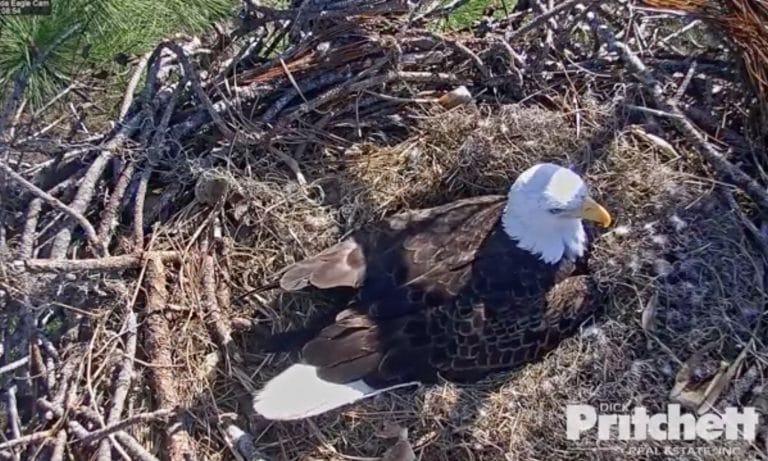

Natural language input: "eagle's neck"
[500,202,587,265]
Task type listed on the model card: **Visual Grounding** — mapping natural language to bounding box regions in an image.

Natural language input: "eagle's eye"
[548,208,565,214]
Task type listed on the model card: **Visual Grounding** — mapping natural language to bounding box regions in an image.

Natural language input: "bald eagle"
[252,163,611,420]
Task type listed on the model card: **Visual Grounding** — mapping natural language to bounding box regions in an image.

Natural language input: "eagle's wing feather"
[253,194,601,420]
[279,195,507,293]
[436,272,597,382]
[291,196,507,385]
[298,218,598,386]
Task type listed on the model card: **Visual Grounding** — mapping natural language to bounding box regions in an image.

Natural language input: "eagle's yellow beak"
[579,196,612,228]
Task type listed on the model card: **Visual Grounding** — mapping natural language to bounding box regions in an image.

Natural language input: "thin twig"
[120,51,154,119]
[425,32,490,79]
[40,400,160,461]
[5,385,21,444]
[163,41,235,138]
[17,251,181,273]
[0,357,30,376]
[96,160,136,248]
[47,110,144,258]
[97,310,138,460]
[79,408,175,445]
[0,161,103,254]
[201,247,237,371]
[505,0,590,42]
[0,431,52,452]
[133,168,152,251]
[723,189,768,262]
[49,430,67,461]
[586,11,768,217]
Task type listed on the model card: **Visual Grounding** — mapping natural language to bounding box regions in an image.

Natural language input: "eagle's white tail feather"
[252,363,419,420]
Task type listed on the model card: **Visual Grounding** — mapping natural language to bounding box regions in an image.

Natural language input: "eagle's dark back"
[265,195,597,388]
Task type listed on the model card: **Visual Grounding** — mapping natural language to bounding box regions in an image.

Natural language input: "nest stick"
[29,341,46,389]
[40,400,160,461]
[162,42,235,139]
[220,420,267,461]
[133,168,152,251]
[37,335,60,362]
[723,189,768,262]
[5,385,21,444]
[80,408,175,445]
[73,406,156,461]
[262,72,348,124]
[149,82,185,153]
[112,434,159,461]
[36,400,90,440]
[413,0,472,21]
[22,145,93,177]
[585,11,768,217]
[214,239,233,329]
[0,430,52,452]
[48,110,144,258]
[0,357,30,376]
[425,32,490,79]
[284,70,463,123]
[49,360,76,412]
[505,0,590,41]
[49,430,67,461]
[19,251,180,273]
[19,199,43,260]
[6,98,27,141]
[144,257,197,460]
[97,310,138,460]
[140,44,172,106]
[47,150,112,258]
[96,160,137,248]
[202,251,237,370]
[0,162,102,255]
[286,55,397,119]
[120,51,154,119]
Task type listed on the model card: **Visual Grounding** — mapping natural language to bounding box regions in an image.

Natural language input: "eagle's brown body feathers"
[269,195,598,388]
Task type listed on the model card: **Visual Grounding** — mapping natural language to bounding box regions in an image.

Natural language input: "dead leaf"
[669,342,749,414]
[202,351,221,381]
[231,201,249,221]
[230,317,255,333]
[641,291,658,334]
[697,344,751,414]
[669,347,717,411]
[438,86,472,109]
[630,125,679,158]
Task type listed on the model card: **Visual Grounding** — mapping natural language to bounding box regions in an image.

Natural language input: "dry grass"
[125,98,766,460]
[3,3,767,460]
[642,0,768,108]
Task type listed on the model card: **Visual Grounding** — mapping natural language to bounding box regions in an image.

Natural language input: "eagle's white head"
[502,163,612,264]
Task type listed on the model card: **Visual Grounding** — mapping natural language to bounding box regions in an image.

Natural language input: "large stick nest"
[1,1,768,460]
